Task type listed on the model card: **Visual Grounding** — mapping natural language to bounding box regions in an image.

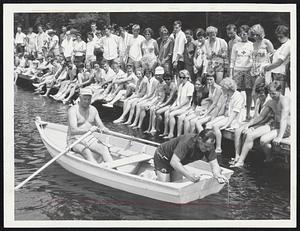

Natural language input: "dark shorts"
[233,70,254,90]
[270,121,290,138]
[153,150,173,174]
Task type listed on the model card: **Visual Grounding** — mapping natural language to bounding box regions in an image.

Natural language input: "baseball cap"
[155,66,164,75]
[80,88,93,96]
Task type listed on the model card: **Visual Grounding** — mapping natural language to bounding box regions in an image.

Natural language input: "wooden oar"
[14,130,93,191]
[107,131,160,147]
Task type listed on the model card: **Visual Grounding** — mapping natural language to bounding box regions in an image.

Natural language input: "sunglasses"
[164,78,171,81]
[179,76,186,79]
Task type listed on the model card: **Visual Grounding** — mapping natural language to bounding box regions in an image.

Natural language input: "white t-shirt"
[271,39,290,75]
[102,34,119,60]
[61,38,74,58]
[86,40,96,58]
[15,32,27,45]
[225,91,244,123]
[230,41,253,71]
[176,81,194,106]
[128,35,145,62]
[49,35,59,50]
[103,67,116,82]
[73,40,86,56]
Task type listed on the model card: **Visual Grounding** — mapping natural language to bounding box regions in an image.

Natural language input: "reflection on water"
[14,87,290,220]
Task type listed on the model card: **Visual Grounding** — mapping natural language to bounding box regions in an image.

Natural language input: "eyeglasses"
[179,76,186,79]
[164,79,171,81]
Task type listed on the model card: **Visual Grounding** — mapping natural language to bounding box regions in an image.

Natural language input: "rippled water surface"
[14,87,290,220]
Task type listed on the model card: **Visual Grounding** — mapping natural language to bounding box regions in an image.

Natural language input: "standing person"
[183,29,197,83]
[61,31,74,62]
[15,26,27,54]
[158,27,174,75]
[85,32,96,64]
[171,20,187,76]
[229,25,254,121]
[206,78,244,154]
[263,25,290,95]
[94,31,104,64]
[59,26,67,45]
[249,24,274,100]
[25,27,37,56]
[154,129,228,183]
[127,24,145,70]
[259,81,290,162]
[90,22,99,41]
[205,26,228,84]
[102,25,120,66]
[162,69,194,139]
[47,30,60,57]
[36,25,50,57]
[118,26,133,70]
[141,27,159,72]
[73,33,86,66]
[67,88,113,164]
[45,22,52,34]
[226,24,241,70]
[193,28,208,80]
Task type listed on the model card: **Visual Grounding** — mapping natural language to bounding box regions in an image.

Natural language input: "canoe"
[35,118,234,204]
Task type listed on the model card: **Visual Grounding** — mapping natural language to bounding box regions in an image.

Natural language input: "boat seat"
[104,154,152,169]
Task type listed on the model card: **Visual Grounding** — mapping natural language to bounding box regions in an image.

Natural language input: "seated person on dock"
[67,88,113,164]
[113,68,149,124]
[230,83,273,168]
[51,62,77,101]
[101,61,126,103]
[154,129,228,183]
[259,81,290,163]
[90,60,116,103]
[206,77,244,154]
[32,58,62,94]
[14,53,31,82]
[128,66,165,129]
[190,74,223,134]
[144,73,177,136]
[76,62,95,89]
[102,62,138,107]
[161,69,194,139]
[177,77,209,137]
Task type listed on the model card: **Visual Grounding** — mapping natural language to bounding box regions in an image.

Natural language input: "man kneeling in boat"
[154,129,228,183]
[67,88,113,164]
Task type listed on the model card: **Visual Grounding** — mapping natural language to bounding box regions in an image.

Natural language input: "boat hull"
[35,120,234,204]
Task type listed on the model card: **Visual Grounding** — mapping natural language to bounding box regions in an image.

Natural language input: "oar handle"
[15,130,92,191]
[107,131,160,147]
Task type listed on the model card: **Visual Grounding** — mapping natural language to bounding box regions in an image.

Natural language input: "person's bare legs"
[183,113,197,134]
[124,99,139,124]
[161,109,171,136]
[195,115,211,133]
[89,142,113,162]
[63,86,77,104]
[108,89,126,105]
[129,101,144,127]
[177,112,187,137]
[72,143,98,164]
[167,108,186,139]
[245,89,252,120]
[211,116,228,152]
[260,129,278,162]
[145,105,156,132]
[233,125,271,167]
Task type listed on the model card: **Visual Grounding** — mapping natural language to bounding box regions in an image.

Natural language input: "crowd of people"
[14,19,291,168]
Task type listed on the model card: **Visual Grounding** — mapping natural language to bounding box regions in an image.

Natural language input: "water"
[14,87,290,220]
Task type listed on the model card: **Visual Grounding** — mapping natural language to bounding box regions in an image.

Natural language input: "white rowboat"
[35,118,234,204]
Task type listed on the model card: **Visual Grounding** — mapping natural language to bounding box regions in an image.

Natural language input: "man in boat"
[154,129,228,183]
[67,88,114,164]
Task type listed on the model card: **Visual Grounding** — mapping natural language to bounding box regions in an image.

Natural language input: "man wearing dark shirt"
[154,129,228,183]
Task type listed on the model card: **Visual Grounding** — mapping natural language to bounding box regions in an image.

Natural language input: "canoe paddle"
[14,130,93,191]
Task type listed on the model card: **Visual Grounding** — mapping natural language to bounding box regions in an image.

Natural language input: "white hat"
[155,66,164,75]
[80,88,93,96]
